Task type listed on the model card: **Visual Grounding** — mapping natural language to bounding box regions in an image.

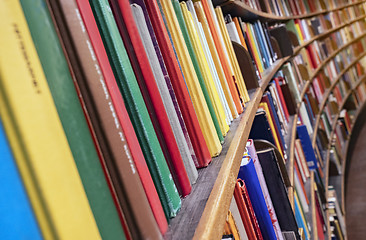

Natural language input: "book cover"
[200,0,243,114]
[0,120,42,239]
[180,2,229,137]
[144,0,212,167]
[159,0,222,157]
[249,110,276,146]
[131,2,198,186]
[75,0,168,234]
[194,1,238,118]
[88,0,181,220]
[186,0,234,124]
[21,0,128,238]
[109,0,192,197]
[238,157,277,240]
[0,1,101,238]
[297,125,318,170]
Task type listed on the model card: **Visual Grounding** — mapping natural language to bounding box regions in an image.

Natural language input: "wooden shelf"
[312,51,366,147]
[218,0,365,22]
[165,58,289,240]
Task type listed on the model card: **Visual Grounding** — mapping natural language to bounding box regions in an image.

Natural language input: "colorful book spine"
[20,0,127,238]
[159,0,222,157]
[130,2,198,185]
[180,2,229,137]
[144,0,212,167]
[75,0,168,234]
[0,119,42,240]
[0,1,101,238]
[89,0,181,219]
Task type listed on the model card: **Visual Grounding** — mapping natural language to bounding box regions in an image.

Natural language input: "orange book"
[200,0,243,114]
[233,17,248,50]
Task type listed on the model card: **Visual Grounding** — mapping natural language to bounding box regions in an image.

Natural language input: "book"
[180,2,229,137]
[200,0,243,114]
[21,0,127,238]
[144,0,212,167]
[109,0,192,197]
[230,197,249,240]
[238,157,277,240]
[0,119,42,239]
[0,1,101,238]
[159,0,222,157]
[194,1,238,119]
[246,140,284,240]
[47,0,164,238]
[297,125,318,170]
[75,0,168,234]
[130,2,198,186]
[88,0,181,220]
[256,145,301,239]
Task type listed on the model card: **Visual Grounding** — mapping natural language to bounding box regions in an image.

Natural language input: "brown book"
[46,0,162,239]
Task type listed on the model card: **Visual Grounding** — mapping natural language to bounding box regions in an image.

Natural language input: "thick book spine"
[110,0,191,197]
[88,0,181,219]
[144,0,212,167]
[130,3,198,185]
[160,0,222,157]
[75,0,168,234]
[20,1,127,238]
[46,0,162,238]
[0,120,42,239]
[0,1,101,239]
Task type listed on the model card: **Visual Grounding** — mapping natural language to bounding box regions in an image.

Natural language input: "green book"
[171,0,223,143]
[89,0,181,219]
[19,0,126,239]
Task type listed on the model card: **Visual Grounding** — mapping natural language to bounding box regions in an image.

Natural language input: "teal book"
[89,0,181,218]
[171,0,223,143]
[19,0,126,239]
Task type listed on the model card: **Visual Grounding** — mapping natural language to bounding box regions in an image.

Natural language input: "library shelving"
[166,0,366,239]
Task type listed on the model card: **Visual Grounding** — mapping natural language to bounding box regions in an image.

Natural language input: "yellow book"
[0,2,101,239]
[181,3,229,136]
[215,7,250,103]
[160,0,221,157]
[295,23,305,44]
[258,102,284,158]
[194,2,238,119]
[245,22,264,73]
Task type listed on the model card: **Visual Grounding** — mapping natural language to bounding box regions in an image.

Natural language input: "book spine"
[144,0,212,167]
[130,2,198,186]
[75,0,168,234]
[47,0,163,238]
[0,1,101,238]
[88,0,181,219]
[0,119,42,239]
[20,0,128,238]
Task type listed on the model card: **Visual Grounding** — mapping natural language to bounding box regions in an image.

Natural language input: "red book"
[233,181,258,240]
[144,0,211,167]
[108,0,192,196]
[274,77,290,121]
[305,46,317,70]
[239,180,264,240]
[75,1,168,233]
[294,160,309,204]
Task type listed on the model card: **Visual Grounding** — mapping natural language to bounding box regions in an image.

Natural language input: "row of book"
[239,0,361,18]
[0,0,268,238]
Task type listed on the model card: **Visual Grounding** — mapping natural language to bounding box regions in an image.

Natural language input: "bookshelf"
[166,0,366,239]
[3,0,366,239]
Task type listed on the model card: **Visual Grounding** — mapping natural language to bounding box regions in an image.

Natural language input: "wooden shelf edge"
[193,87,262,240]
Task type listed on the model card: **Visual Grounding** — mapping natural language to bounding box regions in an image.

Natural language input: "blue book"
[0,120,42,239]
[297,125,318,170]
[249,110,276,146]
[238,157,277,240]
[294,193,310,240]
